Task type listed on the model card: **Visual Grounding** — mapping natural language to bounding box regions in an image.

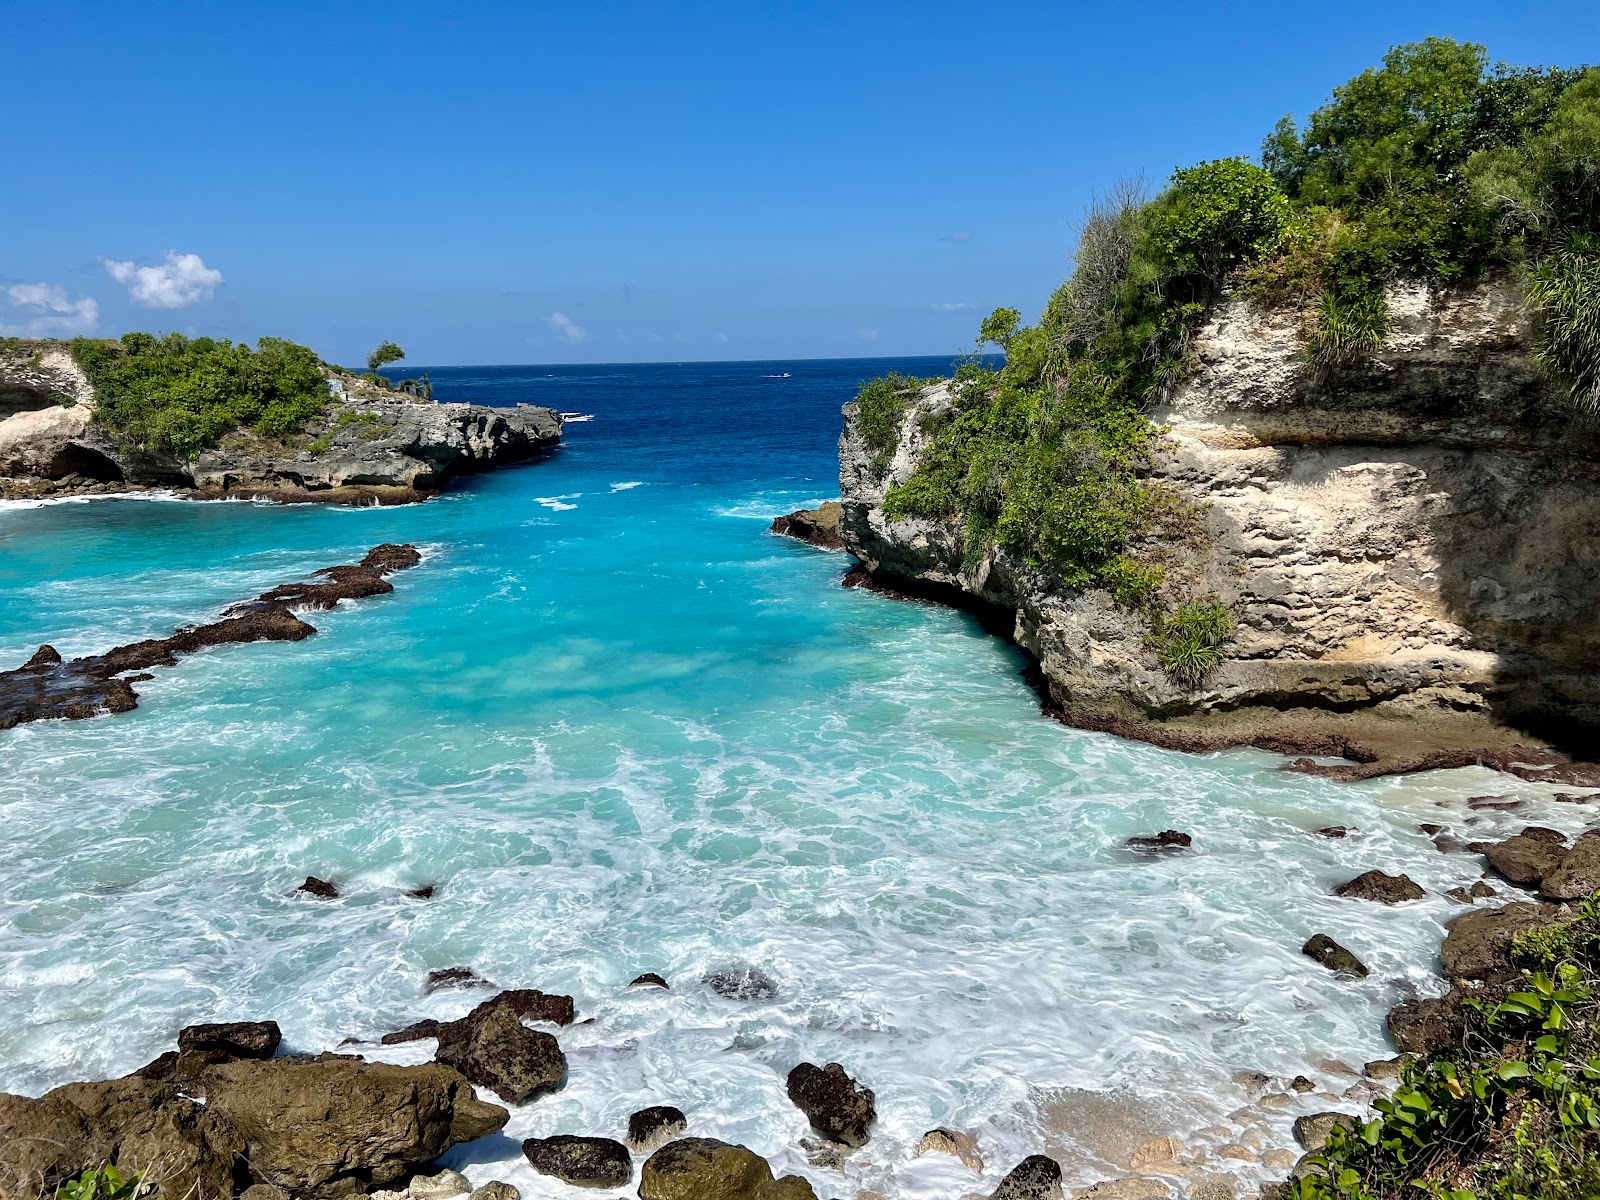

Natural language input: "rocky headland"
[0,344,561,505]
[813,280,1600,781]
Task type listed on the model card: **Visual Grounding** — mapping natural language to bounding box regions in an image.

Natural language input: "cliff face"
[0,345,562,504]
[839,281,1600,764]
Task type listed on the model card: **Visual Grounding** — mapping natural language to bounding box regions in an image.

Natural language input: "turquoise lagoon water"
[0,358,1586,1198]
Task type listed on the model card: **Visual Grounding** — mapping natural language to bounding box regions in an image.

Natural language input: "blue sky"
[2,1,1595,365]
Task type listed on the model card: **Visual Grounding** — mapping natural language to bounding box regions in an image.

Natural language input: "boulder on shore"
[627,1105,689,1153]
[991,1154,1064,1199]
[521,1135,633,1189]
[771,502,844,550]
[434,1004,565,1104]
[785,1061,876,1147]
[1541,834,1600,901]
[1440,902,1573,981]
[637,1138,817,1200]
[0,1054,507,1200]
[1481,834,1567,885]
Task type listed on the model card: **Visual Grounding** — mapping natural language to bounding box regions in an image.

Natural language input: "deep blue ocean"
[0,357,1563,1198]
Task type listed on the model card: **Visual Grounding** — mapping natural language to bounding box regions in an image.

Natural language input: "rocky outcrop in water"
[836,281,1600,772]
[0,343,561,504]
[0,544,421,730]
[0,1050,506,1200]
[637,1138,817,1200]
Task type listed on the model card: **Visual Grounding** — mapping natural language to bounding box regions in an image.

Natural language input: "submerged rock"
[425,966,492,994]
[296,876,340,899]
[1125,831,1192,853]
[1301,934,1369,978]
[522,1135,633,1189]
[785,1061,876,1147]
[638,1137,817,1200]
[627,1105,689,1153]
[1334,870,1425,904]
[991,1155,1063,1199]
[704,964,778,1001]
[629,972,670,989]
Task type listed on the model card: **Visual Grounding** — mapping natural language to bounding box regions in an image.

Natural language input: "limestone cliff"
[0,344,562,504]
[839,281,1600,770]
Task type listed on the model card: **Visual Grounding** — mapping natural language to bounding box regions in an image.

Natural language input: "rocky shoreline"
[0,543,421,729]
[0,345,562,505]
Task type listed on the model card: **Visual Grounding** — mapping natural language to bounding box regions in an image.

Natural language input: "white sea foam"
[610,481,644,492]
[536,494,582,511]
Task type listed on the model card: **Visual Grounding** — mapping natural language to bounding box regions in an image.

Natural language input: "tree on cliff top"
[366,341,405,371]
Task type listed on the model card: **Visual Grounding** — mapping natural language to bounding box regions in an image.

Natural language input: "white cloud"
[930,302,972,313]
[857,327,881,342]
[546,311,586,343]
[101,250,223,308]
[2,282,99,336]
[941,231,974,242]
[713,331,729,343]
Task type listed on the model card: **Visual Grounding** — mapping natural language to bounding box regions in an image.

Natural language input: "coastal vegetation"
[857,38,1599,680]
[70,332,330,457]
[1295,894,1600,1200]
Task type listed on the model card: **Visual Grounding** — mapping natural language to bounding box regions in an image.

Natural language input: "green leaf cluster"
[1150,600,1234,686]
[1292,894,1600,1200]
[56,1166,148,1200]
[72,332,331,458]
[852,372,930,472]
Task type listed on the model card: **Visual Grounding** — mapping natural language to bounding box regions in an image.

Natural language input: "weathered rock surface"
[408,1169,471,1200]
[771,501,845,549]
[1335,871,1426,904]
[433,1003,566,1104]
[1125,831,1192,853]
[785,1061,876,1147]
[992,1154,1063,1199]
[0,544,421,730]
[704,964,778,1000]
[521,1135,633,1189]
[627,1105,689,1153]
[637,1138,817,1200]
[1293,1112,1354,1151]
[178,1020,282,1060]
[0,1054,506,1200]
[1541,834,1600,901]
[1388,992,1468,1056]
[1440,902,1572,980]
[629,972,670,989]
[916,1126,984,1171]
[1482,835,1567,885]
[0,342,562,504]
[835,280,1600,767]
[1302,934,1369,978]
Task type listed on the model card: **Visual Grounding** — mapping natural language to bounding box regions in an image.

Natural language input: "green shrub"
[57,1166,148,1200]
[1152,599,1234,686]
[852,372,928,473]
[1308,284,1392,370]
[1144,157,1289,281]
[72,333,330,457]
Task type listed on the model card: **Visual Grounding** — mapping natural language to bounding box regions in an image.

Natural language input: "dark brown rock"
[1388,992,1467,1055]
[425,967,491,995]
[637,1138,816,1200]
[1334,870,1425,904]
[200,1055,507,1196]
[296,875,340,899]
[1519,826,1568,845]
[1541,836,1600,901]
[991,1154,1063,1199]
[1313,825,1350,838]
[1126,830,1192,853]
[1482,835,1567,885]
[178,1020,281,1060]
[1418,823,1443,836]
[785,1062,875,1147]
[627,1105,689,1153]
[1441,902,1572,981]
[629,972,670,989]
[408,884,437,899]
[1293,1112,1354,1151]
[771,502,844,550]
[521,1135,633,1189]
[434,1004,566,1103]
[0,545,420,731]
[381,1018,443,1045]
[1302,934,1369,978]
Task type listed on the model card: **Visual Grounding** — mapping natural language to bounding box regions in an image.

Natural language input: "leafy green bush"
[1524,246,1600,413]
[1292,894,1600,1200]
[1151,599,1234,685]
[1308,284,1392,370]
[56,1166,148,1200]
[73,333,330,457]
[853,373,929,473]
[1144,158,1289,281]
